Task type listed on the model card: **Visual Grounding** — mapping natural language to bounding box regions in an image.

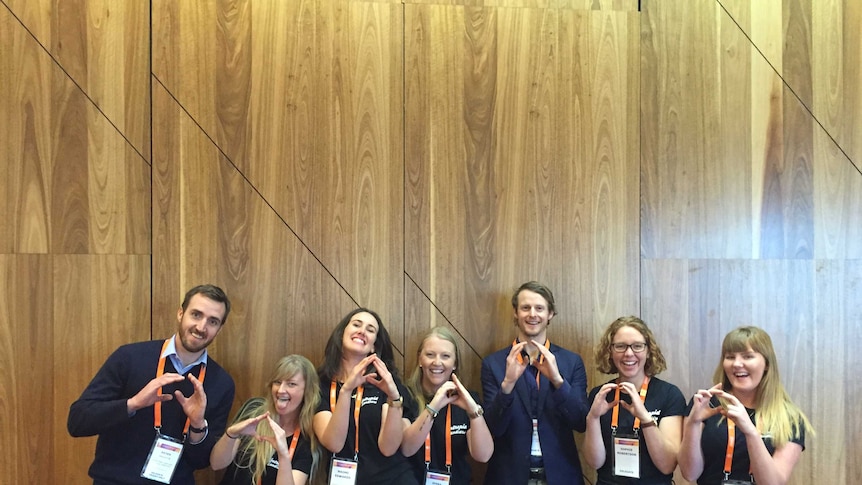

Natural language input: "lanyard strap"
[610,375,651,433]
[724,414,759,481]
[330,380,363,458]
[154,338,207,437]
[512,339,551,389]
[424,404,452,472]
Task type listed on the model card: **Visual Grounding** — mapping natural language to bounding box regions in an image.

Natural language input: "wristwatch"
[640,417,657,429]
[388,395,404,408]
[189,419,208,433]
[468,406,484,420]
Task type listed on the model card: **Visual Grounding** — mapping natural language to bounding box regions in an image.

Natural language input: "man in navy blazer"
[481,281,589,485]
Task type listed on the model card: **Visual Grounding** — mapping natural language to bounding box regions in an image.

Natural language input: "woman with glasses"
[679,326,814,485]
[583,316,686,484]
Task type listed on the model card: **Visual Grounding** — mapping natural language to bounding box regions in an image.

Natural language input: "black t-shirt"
[688,400,806,485]
[218,398,314,485]
[316,378,418,485]
[408,391,481,485]
[587,377,686,485]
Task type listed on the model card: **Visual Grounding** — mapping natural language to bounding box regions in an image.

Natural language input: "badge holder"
[329,454,359,485]
[721,479,753,485]
[424,463,452,485]
[612,430,640,479]
[140,429,185,484]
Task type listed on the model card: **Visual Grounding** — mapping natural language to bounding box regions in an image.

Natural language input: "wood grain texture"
[153,0,406,349]
[52,255,152,484]
[4,0,151,159]
[0,255,52,482]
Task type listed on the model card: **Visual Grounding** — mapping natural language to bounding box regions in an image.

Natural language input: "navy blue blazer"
[481,342,589,485]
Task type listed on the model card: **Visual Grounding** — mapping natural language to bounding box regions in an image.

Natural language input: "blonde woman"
[211,355,320,485]
[679,326,815,485]
[402,326,493,484]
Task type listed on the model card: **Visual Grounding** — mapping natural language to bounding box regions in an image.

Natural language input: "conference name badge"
[424,470,452,485]
[140,433,184,483]
[329,456,358,485]
[612,435,640,479]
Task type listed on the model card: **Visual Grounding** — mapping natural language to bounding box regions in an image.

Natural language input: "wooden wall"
[0,0,858,483]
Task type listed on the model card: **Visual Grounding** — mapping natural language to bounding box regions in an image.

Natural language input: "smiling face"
[610,325,648,383]
[271,371,306,418]
[175,293,226,355]
[514,289,555,343]
[419,336,457,394]
[723,345,767,399]
[341,311,379,356]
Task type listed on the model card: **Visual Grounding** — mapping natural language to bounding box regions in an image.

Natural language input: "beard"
[179,328,212,354]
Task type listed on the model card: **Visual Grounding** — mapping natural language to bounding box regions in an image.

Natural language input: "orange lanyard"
[154,338,206,437]
[724,415,759,481]
[257,427,301,485]
[610,376,650,433]
[330,380,363,458]
[512,339,551,389]
[423,404,452,473]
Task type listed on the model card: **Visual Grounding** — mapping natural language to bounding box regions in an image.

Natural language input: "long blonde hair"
[712,326,814,447]
[232,355,321,484]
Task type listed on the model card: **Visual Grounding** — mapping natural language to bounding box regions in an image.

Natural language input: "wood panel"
[0,256,52,482]
[4,0,151,160]
[152,0,406,351]
[404,4,640,371]
[53,255,152,484]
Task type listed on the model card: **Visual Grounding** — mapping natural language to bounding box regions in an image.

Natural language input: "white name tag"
[140,434,184,483]
[530,418,543,457]
[329,457,358,485]
[424,470,452,485]
[612,436,640,479]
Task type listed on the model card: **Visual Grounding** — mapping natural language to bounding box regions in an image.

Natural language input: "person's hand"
[587,382,618,419]
[174,374,207,425]
[687,383,723,424]
[225,412,270,439]
[365,355,400,400]
[616,380,652,422]
[501,342,529,393]
[713,390,757,435]
[428,380,459,411]
[343,355,376,392]
[258,414,291,459]
[127,373,186,413]
[448,374,480,413]
[531,340,564,387]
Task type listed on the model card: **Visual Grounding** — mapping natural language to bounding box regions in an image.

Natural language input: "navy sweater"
[68,339,235,484]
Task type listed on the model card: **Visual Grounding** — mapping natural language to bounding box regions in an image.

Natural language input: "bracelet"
[425,404,439,419]
[225,429,239,439]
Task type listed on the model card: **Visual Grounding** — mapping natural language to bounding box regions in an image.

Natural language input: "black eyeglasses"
[611,342,647,353]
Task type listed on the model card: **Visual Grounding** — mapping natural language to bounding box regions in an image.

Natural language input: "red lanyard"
[423,404,452,472]
[257,426,301,485]
[610,376,650,432]
[154,338,206,437]
[512,339,551,389]
[330,380,363,458]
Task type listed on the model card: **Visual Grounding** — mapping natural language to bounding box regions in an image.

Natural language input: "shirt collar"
[162,334,208,374]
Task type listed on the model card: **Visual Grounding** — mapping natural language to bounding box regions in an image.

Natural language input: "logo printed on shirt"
[450,423,468,435]
[361,395,379,407]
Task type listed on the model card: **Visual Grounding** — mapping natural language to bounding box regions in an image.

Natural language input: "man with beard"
[68,284,236,484]
[481,281,590,485]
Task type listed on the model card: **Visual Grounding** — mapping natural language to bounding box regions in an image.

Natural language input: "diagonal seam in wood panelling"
[715,0,862,177]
